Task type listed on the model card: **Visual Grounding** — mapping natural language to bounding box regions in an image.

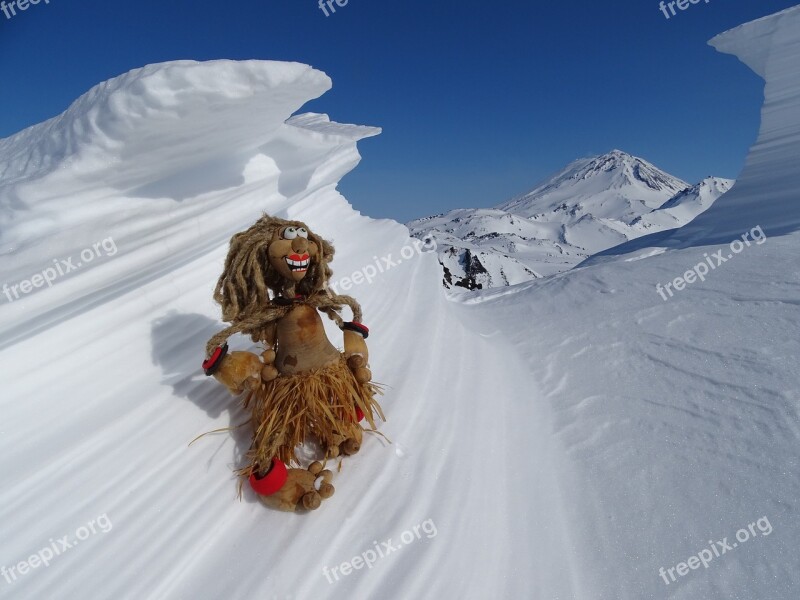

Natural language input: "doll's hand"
[344,328,372,384]
[213,351,263,395]
[346,354,372,384]
[260,347,279,383]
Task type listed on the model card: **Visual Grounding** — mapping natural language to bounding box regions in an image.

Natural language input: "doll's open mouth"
[285,254,310,272]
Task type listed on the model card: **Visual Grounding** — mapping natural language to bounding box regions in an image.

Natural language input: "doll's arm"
[208,351,263,395]
[342,323,371,384]
[204,324,279,394]
[259,322,279,383]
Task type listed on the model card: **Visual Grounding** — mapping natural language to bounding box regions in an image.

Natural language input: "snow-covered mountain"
[0,6,799,600]
[499,149,689,219]
[409,151,733,289]
[630,176,734,230]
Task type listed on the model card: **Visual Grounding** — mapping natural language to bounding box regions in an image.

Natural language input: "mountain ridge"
[409,150,734,289]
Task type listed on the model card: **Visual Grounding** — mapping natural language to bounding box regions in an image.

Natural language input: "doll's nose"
[291,237,309,253]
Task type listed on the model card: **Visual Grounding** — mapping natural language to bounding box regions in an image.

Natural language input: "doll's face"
[267,225,320,282]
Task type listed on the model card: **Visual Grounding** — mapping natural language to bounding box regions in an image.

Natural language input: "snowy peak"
[411,152,732,289]
[561,149,685,192]
[498,150,689,219]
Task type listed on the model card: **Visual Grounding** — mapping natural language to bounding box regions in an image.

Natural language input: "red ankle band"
[249,458,288,496]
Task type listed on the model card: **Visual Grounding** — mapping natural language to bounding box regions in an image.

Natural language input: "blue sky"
[1,0,797,222]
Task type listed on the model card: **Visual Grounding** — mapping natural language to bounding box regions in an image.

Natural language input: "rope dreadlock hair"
[205,214,363,357]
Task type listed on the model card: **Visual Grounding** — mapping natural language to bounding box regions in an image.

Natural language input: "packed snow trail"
[0,195,574,600]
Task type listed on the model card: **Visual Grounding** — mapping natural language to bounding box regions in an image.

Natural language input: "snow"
[632,177,734,231]
[498,149,689,219]
[409,152,732,289]
[1,6,799,600]
[464,6,800,599]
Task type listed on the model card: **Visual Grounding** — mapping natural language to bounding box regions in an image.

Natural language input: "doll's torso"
[275,304,341,375]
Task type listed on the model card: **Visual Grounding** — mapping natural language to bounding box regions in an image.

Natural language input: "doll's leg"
[340,421,363,456]
[326,418,363,457]
[251,458,336,512]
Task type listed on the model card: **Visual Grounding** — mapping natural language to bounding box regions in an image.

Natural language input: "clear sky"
[1,0,797,222]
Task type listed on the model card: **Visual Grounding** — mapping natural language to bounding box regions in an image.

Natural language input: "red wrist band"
[202,343,229,376]
[342,322,369,339]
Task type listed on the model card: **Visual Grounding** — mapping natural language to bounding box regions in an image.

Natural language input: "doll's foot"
[249,458,287,496]
[324,414,364,459]
[339,419,363,456]
[301,462,335,509]
[341,437,360,456]
[251,460,334,512]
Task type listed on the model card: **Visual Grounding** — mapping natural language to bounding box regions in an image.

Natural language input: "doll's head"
[266,223,320,283]
[206,213,364,355]
[214,214,334,322]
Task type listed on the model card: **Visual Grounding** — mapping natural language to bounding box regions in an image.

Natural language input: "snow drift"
[1,6,799,600]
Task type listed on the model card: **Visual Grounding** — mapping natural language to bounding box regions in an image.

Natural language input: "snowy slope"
[631,176,734,231]
[409,209,545,289]
[409,152,733,289]
[498,149,689,219]
[0,60,572,600]
[1,5,799,600]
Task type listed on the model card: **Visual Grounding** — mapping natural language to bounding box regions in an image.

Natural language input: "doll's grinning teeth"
[285,256,310,272]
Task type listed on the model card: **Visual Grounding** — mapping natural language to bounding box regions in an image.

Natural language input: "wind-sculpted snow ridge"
[588,4,800,262]
[0,61,379,344]
[0,60,330,188]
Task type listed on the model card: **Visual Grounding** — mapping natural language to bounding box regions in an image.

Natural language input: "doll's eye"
[283,227,298,240]
[297,228,308,239]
